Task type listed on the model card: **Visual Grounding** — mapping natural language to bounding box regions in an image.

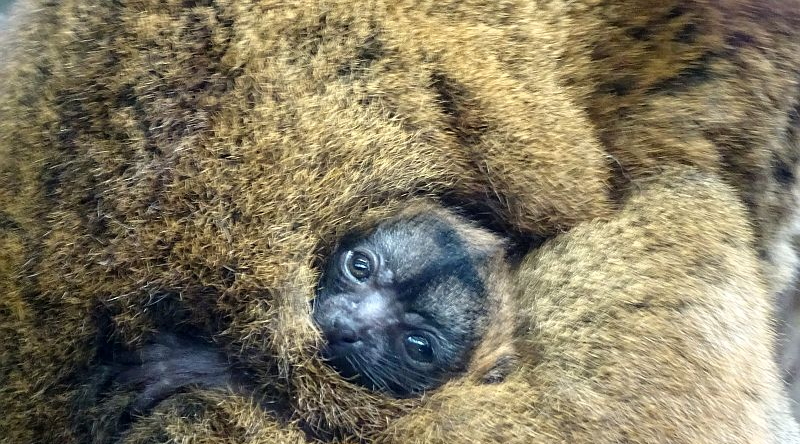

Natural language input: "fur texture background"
[0,0,799,443]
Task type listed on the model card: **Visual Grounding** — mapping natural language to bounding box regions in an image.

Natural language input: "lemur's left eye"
[403,333,434,364]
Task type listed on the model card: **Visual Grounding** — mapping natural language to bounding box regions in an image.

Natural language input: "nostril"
[339,329,359,344]
[331,319,360,345]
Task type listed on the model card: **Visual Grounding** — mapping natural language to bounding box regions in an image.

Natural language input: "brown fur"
[387,170,798,443]
[0,0,799,443]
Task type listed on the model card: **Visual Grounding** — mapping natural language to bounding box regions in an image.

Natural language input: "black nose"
[329,318,361,345]
[312,296,365,345]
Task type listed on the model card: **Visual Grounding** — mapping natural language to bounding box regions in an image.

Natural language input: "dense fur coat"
[1,0,799,443]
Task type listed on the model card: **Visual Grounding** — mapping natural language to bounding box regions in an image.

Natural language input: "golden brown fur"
[0,0,799,443]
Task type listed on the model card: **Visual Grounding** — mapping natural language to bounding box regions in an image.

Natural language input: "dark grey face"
[312,213,490,397]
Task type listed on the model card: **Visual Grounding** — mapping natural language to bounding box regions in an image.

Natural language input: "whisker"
[351,354,390,393]
[371,356,407,390]
[378,354,436,394]
[384,354,435,385]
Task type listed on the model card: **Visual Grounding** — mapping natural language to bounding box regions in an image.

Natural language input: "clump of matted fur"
[1,0,800,443]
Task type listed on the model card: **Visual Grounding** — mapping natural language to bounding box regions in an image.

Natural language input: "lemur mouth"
[320,346,366,382]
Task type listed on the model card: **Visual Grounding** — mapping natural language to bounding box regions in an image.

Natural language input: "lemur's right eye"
[345,250,373,282]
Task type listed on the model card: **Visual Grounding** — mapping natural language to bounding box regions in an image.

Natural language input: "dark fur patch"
[183,0,214,7]
[389,219,487,305]
[337,34,385,79]
[220,265,237,288]
[649,51,714,93]
[601,77,636,96]
[114,84,138,108]
[54,90,90,151]
[772,153,796,186]
[301,13,330,57]
[625,26,652,41]
[430,72,488,146]
[0,211,21,230]
[673,22,698,44]
[666,5,687,19]
[726,31,755,48]
[41,161,65,200]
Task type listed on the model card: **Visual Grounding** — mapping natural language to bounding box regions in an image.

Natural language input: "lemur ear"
[473,346,519,385]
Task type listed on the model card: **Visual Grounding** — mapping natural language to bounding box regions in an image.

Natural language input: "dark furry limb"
[69,332,262,443]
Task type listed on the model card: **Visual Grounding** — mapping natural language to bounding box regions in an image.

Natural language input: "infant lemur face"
[312,206,503,397]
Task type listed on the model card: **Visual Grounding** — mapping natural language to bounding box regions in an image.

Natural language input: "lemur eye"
[403,334,434,364]
[345,250,373,281]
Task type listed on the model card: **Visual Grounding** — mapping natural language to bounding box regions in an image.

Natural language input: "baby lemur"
[102,204,515,413]
[312,204,513,396]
